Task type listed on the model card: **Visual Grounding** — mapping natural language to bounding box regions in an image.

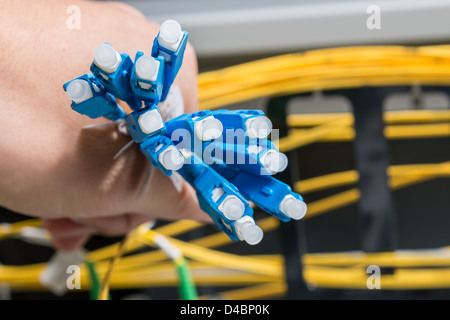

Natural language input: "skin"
[0,0,210,250]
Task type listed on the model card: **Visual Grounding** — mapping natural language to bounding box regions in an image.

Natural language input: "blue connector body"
[179,154,254,241]
[165,110,220,156]
[63,73,126,121]
[140,134,179,177]
[90,49,141,110]
[165,110,213,136]
[211,109,265,139]
[203,139,283,176]
[125,104,166,144]
[130,52,165,104]
[212,164,303,222]
[152,30,189,101]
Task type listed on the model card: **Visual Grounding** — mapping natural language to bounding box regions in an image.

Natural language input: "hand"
[0,0,205,250]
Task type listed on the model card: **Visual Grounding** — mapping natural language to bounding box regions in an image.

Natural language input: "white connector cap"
[218,195,245,221]
[259,149,288,174]
[154,234,182,261]
[235,216,264,245]
[94,43,122,73]
[138,109,164,134]
[66,79,93,103]
[194,116,223,141]
[279,195,307,220]
[245,116,273,139]
[158,20,183,51]
[135,55,160,81]
[158,145,185,171]
[39,249,86,296]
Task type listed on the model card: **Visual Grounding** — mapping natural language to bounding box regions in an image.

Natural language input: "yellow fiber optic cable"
[200,281,286,300]
[199,46,450,87]
[0,163,447,291]
[190,216,280,249]
[288,123,450,143]
[285,110,450,146]
[137,229,282,277]
[275,117,350,153]
[97,235,129,300]
[198,46,450,109]
[300,163,449,220]
[296,161,450,195]
[0,219,41,240]
[6,246,450,292]
[304,249,450,268]
[84,219,280,275]
[0,162,448,289]
[278,120,450,153]
[304,266,450,290]
[87,220,203,263]
[3,45,450,297]
[287,110,450,127]
[296,171,359,194]
[133,226,198,299]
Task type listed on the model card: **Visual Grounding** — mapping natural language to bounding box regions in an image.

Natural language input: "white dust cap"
[158,20,183,51]
[260,149,288,174]
[159,145,185,171]
[194,116,223,141]
[279,195,307,220]
[66,79,93,103]
[138,109,164,134]
[94,43,122,73]
[135,55,160,81]
[241,223,263,245]
[218,195,245,221]
[235,216,263,245]
[245,116,273,139]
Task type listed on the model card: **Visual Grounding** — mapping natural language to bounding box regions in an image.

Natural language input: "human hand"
[0,0,204,250]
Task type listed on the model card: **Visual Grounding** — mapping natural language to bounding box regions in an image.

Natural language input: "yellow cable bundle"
[1,45,450,299]
[198,45,450,109]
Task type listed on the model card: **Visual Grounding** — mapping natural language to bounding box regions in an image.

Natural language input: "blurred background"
[1,0,450,301]
[124,0,450,67]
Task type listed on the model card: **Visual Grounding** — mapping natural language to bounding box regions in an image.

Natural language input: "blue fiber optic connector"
[63,19,307,245]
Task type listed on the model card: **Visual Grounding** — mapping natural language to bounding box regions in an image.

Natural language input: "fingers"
[42,213,154,251]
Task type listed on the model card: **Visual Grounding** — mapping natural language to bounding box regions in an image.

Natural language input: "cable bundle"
[1,45,450,299]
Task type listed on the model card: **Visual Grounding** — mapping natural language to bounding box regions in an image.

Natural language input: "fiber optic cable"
[0,219,41,241]
[198,46,450,109]
[288,123,450,143]
[2,45,450,297]
[287,110,450,127]
[98,235,129,300]
[85,261,102,300]
[136,227,282,277]
[295,161,450,195]
[136,226,198,300]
